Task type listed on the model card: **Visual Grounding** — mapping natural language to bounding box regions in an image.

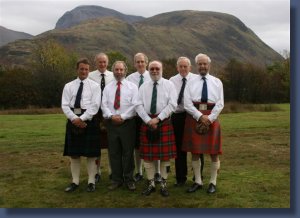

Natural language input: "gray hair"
[94,52,109,63]
[195,53,211,64]
[111,61,128,73]
[134,53,149,64]
[177,57,191,66]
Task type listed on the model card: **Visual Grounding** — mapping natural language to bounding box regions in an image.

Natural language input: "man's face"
[196,56,210,76]
[113,63,126,81]
[149,62,162,81]
[134,55,147,74]
[96,55,108,73]
[77,63,89,80]
[177,59,191,78]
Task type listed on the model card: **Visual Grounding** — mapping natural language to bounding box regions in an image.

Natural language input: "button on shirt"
[184,73,224,122]
[169,72,197,113]
[88,70,115,88]
[136,78,178,123]
[101,79,138,120]
[61,78,101,121]
[126,71,151,87]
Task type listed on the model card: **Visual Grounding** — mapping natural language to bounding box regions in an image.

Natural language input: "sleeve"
[101,86,113,119]
[120,84,138,120]
[80,83,101,121]
[135,85,151,124]
[61,83,78,121]
[184,83,202,121]
[157,81,178,120]
[208,79,224,122]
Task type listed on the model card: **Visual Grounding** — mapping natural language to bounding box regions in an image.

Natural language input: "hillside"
[0,10,283,69]
[55,5,145,29]
[0,26,33,47]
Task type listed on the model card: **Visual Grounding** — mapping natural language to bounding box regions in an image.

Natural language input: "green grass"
[0,104,290,208]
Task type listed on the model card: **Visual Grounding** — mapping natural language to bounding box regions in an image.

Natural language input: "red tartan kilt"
[182,110,222,155]
[139,118,177,161]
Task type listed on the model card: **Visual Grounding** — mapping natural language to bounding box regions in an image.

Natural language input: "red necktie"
[114,81,121,109]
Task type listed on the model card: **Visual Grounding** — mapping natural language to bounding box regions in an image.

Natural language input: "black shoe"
[186,183,203,193]
[142,184,156,196]
[160,186,169,197]
[95,174,101,183]
[174,181,186,187]
[134,173,143,182]
[86,183,95,192]
[65,183,78,192]
[154,173,162,184]
[108,182,122,191]
[126,182,136,191]
[207,183,216,194]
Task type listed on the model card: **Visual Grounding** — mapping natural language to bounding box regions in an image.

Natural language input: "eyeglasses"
[149,67,160,71]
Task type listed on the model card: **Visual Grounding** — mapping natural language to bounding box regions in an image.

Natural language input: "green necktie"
[138,74,144,88]
[150,82,157,114]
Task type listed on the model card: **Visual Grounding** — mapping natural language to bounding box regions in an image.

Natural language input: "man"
[136,60,177,197]
[62,58,101,193]
[169,57,200,187]
[126,53,161,183]
[183,53,224,194]
[101,61,138,191]
[89,53,114,183]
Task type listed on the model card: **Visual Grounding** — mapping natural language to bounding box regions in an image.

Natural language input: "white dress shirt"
[101,79,138,120]
[184,73,224,122]
[169,72,198,113]
[89,69,115,86]
[136,78,178,123]
[61,78,101,121]
[126,70,151,87]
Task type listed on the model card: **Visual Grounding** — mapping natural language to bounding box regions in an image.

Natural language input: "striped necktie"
[114,81,121,109]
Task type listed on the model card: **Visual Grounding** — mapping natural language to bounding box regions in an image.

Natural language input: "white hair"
[195,53,211,64]
[177,57,191,66]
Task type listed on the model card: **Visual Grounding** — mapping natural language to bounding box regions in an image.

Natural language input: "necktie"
[150,82,158,114]
[100,73,105,92]
[177,77,186,105]
[114,81,121,110]
[201,77,208,103]
[138,74,144,88]
[74,81,83,108]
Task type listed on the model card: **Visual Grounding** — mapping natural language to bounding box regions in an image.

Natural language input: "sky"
[0,0,290,54]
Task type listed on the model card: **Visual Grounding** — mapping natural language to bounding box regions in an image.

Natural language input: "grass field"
[0,104,290,208]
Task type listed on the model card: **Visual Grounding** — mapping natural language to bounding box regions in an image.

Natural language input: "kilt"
[94,109,108,149]
[63,116,101,157]
[182,102,222,155]
[139,115,177,161]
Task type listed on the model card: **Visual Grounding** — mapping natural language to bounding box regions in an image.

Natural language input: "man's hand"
[199,115,211,126]
[72,118,87,128]
[111,115,124,125]
[147,117,160,130]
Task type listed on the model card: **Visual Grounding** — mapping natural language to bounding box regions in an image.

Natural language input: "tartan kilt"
[182,108,222,155]
[94,109,108,149]
[63,117,101,157]
[139,116,177,161]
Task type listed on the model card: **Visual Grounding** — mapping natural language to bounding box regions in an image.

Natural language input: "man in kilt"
[89,53,114,183]
[62,58,101,192]
[126,53,162,183]
[101,61,138,191]
[183,53,224,194]
[136,60,177,197]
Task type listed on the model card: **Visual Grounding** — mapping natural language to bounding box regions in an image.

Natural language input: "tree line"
[0,40,290,109]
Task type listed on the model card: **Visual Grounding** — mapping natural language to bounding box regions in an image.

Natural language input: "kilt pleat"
[182,109,222,155]
[139,117,177,161]
[63,117,101,157]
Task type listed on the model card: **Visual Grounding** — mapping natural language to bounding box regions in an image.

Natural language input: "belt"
[71,108,86,116]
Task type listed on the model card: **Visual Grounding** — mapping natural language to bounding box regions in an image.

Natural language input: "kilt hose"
[63,116,101,157]
[182,103,222,155]
[139,115,177,161]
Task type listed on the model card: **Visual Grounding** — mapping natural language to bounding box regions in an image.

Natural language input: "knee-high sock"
[144,161,155,187]
[135,149,143,175]
[192,159,202,185]
[87,157,97,184]
[209,160,220,186]
[154,160,161,174]
[160,161,170,180]
[70,158,81,185]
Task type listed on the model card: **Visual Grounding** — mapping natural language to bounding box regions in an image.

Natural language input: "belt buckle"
[199,104,207,110]
[74,108,82,115]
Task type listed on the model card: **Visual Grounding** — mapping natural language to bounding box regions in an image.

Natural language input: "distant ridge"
[0,26,33,47]
[55,5,145,29]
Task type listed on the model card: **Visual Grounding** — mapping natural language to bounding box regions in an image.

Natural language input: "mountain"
[0,26,33,47]
[55,5,145,29]
[0,9,283,69]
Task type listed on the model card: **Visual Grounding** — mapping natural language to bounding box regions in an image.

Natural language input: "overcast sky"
[0,0,290,54]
